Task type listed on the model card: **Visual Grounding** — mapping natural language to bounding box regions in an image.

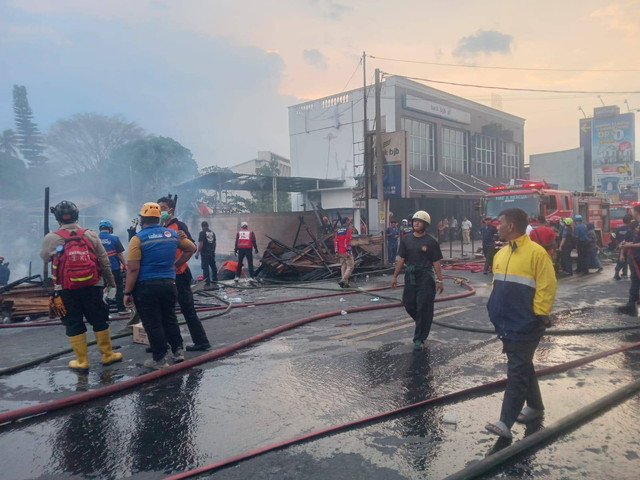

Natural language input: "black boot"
[617,303,637,316]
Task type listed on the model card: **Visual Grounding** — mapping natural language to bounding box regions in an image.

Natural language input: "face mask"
[160,211,171,222]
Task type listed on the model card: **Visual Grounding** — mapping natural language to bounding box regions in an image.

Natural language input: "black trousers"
[237,249,254,278]
[175,268,210,346]
[133,279,183,361]
[60,286,110,337]
[560,248,573,274]
[483,246,495,273]
[615,252,628,277]
[201,254,217,284]
[576,241,589,273]
[500,338,543,429]
[112,269,125,311]
[629,256,640,304]
[402,271,436,343]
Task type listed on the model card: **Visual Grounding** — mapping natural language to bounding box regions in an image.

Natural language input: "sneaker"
[186,343,211,352]
[621,274,628,278]
[413,340,423,351]
[117,310,130,315]
[516,406,544,423]
[172,347,185,363]
[614,274,621,280]
[338,281,345,288]
[485,421,513,439]
[144,354,170,370]
[597,268,603,273]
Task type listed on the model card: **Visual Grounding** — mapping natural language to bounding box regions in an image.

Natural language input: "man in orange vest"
[157,196,211,351]
[234,221,258,280]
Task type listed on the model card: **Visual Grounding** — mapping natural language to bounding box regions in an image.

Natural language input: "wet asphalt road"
[2,266,640,479]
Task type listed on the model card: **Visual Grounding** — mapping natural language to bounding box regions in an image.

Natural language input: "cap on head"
[412,210,431,225]
[51,201,79,224]
[140,202,162,218]
[241,221,248,228]
[391,219,397,224]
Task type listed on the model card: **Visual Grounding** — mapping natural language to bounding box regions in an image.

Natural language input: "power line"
[370,54,640,73]
[384,73,640,94]
[341,58,362,92]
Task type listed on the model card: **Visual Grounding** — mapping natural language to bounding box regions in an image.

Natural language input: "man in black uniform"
[392,210,444,351]
[195,221,217,288]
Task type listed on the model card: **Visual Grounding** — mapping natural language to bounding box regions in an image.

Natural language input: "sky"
[1,0,639,170]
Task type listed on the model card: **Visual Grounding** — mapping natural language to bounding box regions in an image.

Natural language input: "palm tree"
[0,129,19,157]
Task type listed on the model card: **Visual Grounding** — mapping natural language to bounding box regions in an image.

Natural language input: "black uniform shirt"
[398,233,443,267]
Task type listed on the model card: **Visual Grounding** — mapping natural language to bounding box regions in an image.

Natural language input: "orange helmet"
[140,202,162,218]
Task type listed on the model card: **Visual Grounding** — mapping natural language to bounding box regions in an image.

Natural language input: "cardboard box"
[132,322,150,345]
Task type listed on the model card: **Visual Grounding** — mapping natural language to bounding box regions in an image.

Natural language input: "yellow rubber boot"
[95,328,123,366]
[68,333,89,372]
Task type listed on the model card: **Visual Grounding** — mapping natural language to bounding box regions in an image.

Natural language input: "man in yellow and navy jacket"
[485,207,557,439]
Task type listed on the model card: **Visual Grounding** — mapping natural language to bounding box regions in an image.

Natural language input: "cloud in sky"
[0,4,296,168]
[303,49,328,69]
[452,30,513,58]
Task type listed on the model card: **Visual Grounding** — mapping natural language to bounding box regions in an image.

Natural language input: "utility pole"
[375,68,387,265]
[362,51,370,233]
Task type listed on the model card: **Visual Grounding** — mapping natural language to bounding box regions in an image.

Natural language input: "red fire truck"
[484,181,612,244]
[610,202,633,230]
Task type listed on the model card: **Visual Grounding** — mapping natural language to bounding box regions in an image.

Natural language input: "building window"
[474,135,496,177]
[442,127,468,174]
[502,142,521,178]
[401,118,434,171]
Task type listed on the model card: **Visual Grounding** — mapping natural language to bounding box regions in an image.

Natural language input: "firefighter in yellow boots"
[40,201,122,372]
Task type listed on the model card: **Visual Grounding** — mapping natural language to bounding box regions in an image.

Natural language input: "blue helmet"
[573,214,582,222]
[99,219,113,230]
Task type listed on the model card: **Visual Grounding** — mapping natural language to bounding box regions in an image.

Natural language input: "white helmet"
[412,210,431,225]
[241,221,248,228]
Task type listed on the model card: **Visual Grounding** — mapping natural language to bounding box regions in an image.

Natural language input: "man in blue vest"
[98,219,127,314]
[123,202,197,369]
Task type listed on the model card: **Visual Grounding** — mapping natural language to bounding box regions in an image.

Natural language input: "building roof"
[177,172,344,193]
[408,170,495,199]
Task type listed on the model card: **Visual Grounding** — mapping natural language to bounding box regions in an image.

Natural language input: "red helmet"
[550,216,560,223]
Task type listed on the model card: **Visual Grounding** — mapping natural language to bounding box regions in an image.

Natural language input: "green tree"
[13,85,47,167]
[251,159,291,213]
[0,152,26,198]
[0,130,19,157]
[105,136,199,205]
[47,113,145,173]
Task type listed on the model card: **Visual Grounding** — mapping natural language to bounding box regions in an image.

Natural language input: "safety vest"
[136,225,179,282]
[334,227,352,254]
[166,221,189,274]
[237,230,253,249]
[99,231,121,271]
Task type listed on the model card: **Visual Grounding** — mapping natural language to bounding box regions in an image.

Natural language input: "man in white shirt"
[461,217,472,244]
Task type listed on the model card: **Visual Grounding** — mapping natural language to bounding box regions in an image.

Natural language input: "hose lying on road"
[443,377,640,480]
[161,340,640,480]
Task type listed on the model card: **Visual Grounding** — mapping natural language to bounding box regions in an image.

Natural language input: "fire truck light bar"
[488,181,549,192]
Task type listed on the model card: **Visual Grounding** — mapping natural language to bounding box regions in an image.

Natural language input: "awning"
[176,172,345,193]
[409,170,497,199]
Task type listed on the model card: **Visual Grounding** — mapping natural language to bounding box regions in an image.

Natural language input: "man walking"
[481,217,498,275]
[195,221,217,288]
[124,202,196,369]
[40,201,121,372]
[157,196,211,351]
[386,219,400,264]
[98,219,128,314]
[461,216,472,244]
[334,219,354,288]
[391,211,444,351]
[234,221,259,280]
[485,208,557,439]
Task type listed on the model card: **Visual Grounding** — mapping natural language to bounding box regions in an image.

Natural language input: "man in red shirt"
[334,220,354,288]
[529,215,557,255]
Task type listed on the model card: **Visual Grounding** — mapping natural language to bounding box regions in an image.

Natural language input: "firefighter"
[40,201,121,372]
[386,219,400,264]
[481,216,498,275]
[559,218,575,275]
[574,215,589,274]
[98,219,127,314]
[234,221,259,280]
[334,218,354,288]
[400,219,414,239]
[391,210,444,351]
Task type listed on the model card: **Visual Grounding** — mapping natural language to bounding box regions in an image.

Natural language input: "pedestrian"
[234,221,259,280]
[386,219,400,264]
[461,216,472,244]
[391,210,444,351]
[40,201,121,372]
[437,219,446,242]
[586,222,603,272]
[449,216,458,241]
[400,218,414,239]
[481,216,498,274]
[157,196,211,351]
[195,221,217,288]
[485,208,557,439]
[0,255,9,286]
[334,218,354,288]
[558,217,575,275]
[618,206,640,315]
[614,214,633,280]
[123,202,196,369]
[573,215,589,274]
[529,215,556,255]
[98,219,128,315]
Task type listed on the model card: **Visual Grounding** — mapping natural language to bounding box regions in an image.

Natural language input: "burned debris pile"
[0,276,49,321]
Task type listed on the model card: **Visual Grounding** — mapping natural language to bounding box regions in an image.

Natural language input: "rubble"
[0,276,50,321]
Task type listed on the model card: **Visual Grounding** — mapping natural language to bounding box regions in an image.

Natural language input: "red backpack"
[52,228,102,289]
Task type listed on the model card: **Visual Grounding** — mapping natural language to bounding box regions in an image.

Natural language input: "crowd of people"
[40,199,260,371]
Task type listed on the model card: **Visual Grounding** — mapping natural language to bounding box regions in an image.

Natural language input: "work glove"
[49,292,67,318]
[536,315,552,327]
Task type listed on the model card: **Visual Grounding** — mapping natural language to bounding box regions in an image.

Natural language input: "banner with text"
[592,112,635,194]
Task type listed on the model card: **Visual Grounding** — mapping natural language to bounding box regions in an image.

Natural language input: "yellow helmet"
[140,202,162,218]
[412,210,431,225]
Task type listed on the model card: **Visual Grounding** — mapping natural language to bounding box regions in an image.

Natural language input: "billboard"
[592,112,635,194]
[372,131,407,198]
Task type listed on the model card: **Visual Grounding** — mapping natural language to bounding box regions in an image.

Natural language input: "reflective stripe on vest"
[237,230,253,249]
